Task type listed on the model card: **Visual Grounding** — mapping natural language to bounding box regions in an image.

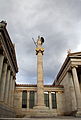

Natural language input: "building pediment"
[68,52,81,57]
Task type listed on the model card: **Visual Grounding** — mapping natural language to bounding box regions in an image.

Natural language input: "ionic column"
[56,91,63,114]
[0,62,7,101]
[72,66,81,114]
[34,92,37,106]
[0,54,4,84]
[49,92,52,109]
[27,91,29,109]
[11,77,15,107]
[4,68,11,104]
[8,74,13,106]
[20,91,22,108]
[69,72,77,111]
[17,91,22,108]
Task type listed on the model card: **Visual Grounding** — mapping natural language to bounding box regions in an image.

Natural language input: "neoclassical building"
[0,21,18,118]
[0,21,81,118]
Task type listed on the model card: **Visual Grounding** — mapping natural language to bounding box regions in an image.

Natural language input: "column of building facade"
[0,60,8,102]
[49,92,52,109]
[19,91,22,108]
[4,67,11,104]
[69,72,77,112]
[27,91,30,109]
[8,74,13,106]
[34,92,37,106]
[72,66,81,114]
[56,91,63,114]
[11,76,15,107]
[0,54,4,85]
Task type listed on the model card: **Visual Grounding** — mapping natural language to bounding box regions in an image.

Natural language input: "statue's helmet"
[41,37,44,44]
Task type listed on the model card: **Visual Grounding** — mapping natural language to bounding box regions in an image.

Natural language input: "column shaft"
[0,62,7,101]
[0,54,4,84]
[4,69,10,104]
[27,91,29,109]
[20,91,22,108]
[11,78,15,107]
[69,72,77,111]
[37,52,44,106]
[8,75,13,106]
[34,92,37,106]
[49,92,52,109]
[72,66,81,109]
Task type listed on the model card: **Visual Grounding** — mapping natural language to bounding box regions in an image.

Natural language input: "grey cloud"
[0,0,81,84]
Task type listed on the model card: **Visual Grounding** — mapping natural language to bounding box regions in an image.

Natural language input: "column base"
[75,109,81,117]
[33,105,49,110]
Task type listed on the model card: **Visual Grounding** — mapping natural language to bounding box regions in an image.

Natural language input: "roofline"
[0,21,18,73]
[53,51,81,85]
[16,84,64,88]
[53,54,69,84]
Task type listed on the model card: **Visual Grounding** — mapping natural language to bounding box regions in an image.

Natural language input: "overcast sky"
[0,0,81,84]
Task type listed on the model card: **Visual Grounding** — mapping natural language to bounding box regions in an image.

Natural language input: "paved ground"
[0,116,81,120]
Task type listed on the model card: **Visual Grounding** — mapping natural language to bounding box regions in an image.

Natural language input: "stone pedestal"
[24,109,57,118]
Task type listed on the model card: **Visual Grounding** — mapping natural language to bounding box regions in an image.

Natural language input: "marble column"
[72,66,81,115]
[35,36,46,109]
[0,62,7,101]
[4,68,11,104]
[56,92,63,115]
[37,51,45,106]
[49,92,52,109]
[69,72,77,112]
[11,77,15,107]
[27,91,29,109]
[34,92,37,106]
[0,54,4,84]
[8,74,13,106]
[19,91,22,108]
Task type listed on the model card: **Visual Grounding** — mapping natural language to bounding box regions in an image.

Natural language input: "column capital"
[0,48,4,55]
[4,58,8,64]
[11,71,14,76]
[57,91,63,94]
[0,42,3,49]
[35,48,44,55]
[0,21,7,28]
[7,65,11,70]
[71,65,78,69]
[13,76,16,80]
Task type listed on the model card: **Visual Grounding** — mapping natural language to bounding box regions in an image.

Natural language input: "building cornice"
[0,21,18,73]
[16,84,64,88]
[53,52,81,85]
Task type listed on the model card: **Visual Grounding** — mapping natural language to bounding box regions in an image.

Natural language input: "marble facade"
[0,21,18,118]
